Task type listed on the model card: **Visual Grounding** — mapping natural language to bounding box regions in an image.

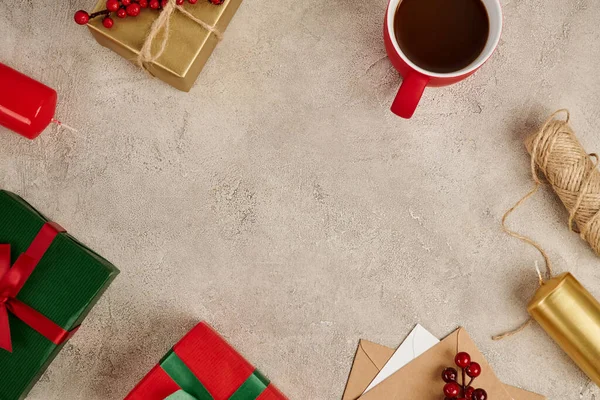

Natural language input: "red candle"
[0,62,57,139]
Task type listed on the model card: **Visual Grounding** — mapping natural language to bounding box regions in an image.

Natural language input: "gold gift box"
[87,0,242,91]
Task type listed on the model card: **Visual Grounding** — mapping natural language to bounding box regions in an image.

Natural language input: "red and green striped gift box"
[125,322,287,400]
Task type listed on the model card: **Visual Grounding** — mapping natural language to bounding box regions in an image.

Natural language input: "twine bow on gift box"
[0,222,78,352]
[136,0,223,72]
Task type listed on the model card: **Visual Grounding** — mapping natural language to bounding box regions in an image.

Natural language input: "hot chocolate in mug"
[384,0,503,118]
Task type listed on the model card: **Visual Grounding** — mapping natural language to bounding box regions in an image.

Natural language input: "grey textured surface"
[1,0,600,398]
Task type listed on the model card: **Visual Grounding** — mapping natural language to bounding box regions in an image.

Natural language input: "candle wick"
[51,118,78,133]
[535,261,545,286]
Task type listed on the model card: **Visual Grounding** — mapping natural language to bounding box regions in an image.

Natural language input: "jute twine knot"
[493,109,600,340]
[136,0,223,72]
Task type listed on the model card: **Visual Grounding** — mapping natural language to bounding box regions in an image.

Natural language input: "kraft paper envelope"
[365,324,440,392]
[343,329,545,400]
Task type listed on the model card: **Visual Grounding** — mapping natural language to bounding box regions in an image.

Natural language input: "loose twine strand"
[136,0,223,72]
[493,109,600,340]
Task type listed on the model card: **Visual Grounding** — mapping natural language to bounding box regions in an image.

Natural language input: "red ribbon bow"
[0,222,78,352]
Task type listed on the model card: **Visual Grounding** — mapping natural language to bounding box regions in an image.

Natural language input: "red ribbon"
[0,222,79,352]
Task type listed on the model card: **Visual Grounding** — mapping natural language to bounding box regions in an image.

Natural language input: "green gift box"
[0,190,119,400]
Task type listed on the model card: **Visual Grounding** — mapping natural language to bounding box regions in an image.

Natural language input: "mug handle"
[391,72,430,119]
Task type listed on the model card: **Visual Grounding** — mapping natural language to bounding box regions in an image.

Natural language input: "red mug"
[384,0,503,118]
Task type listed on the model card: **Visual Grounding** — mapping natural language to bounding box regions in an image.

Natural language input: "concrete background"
[1,0,600,398]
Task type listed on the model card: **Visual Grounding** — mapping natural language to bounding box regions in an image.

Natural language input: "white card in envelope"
[363,324,440,393]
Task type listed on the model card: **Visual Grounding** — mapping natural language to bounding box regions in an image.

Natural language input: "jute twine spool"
[493,109,600,339]
[135,0,223,72]
[524,109,600,254]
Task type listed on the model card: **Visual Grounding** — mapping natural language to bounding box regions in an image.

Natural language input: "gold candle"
[528,272,600,385]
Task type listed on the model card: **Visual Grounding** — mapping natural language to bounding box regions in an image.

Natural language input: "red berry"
[466,362,481,378]
[209,0,224,4]
[126,3,141,15]
[455,352,471,369]
[139,0,148,6]
[464,386,475,398]
[150,0,160,8]
[106,0,120,11]
[117,8,127,17]
[102,16,114,28]
[121,0,131,5]
[161,0,168,6]
[442,367,458,383]
[472,389,488,400]
[443,382,460,398]
[187,0,198,4]
[176,0,184,4]
[74,10,90,25]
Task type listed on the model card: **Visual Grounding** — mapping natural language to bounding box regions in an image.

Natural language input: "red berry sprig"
[441,352,487,400]
[74,0,224,29]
